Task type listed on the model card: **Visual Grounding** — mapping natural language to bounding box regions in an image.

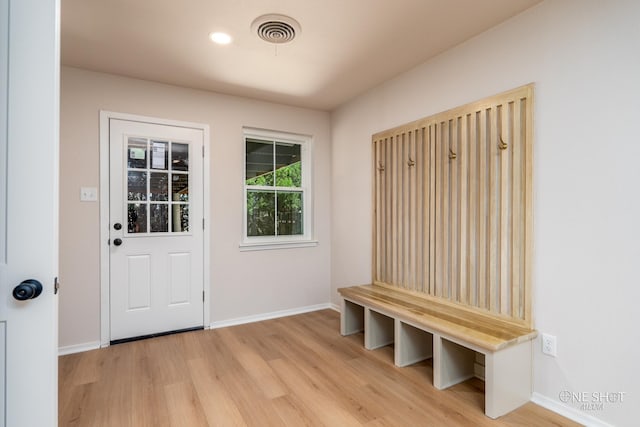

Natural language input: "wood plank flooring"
[59,310,578,426]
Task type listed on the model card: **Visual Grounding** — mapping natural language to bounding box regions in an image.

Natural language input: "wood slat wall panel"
[371,84,534,327]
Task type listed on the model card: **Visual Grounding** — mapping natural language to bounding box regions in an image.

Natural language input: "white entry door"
[1,0,59,426]
[109,118,204,342]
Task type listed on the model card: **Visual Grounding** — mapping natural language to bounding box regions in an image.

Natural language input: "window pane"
[150,140,168,170]
[149,172,168,201]
[247,190,275,236]
[150,204,168,232]
[127,171,147,201]
[246,139,274,186]
[172,204,189,232]
[171,143,189,171]
[128,203,147,233]
[277,191,303,236]
[172,174,188,201]
[275,143,301,187]
[127,137,147,169]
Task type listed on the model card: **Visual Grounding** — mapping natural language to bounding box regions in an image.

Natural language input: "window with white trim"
[243,128,313,247]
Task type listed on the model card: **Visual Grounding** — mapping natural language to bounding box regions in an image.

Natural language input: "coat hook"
[449,148,457,160]
[378,161,385,172]
[407,157,415,167]
[499,136,508,150]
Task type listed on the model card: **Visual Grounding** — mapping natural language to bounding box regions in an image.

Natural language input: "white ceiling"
[61,0,541,111]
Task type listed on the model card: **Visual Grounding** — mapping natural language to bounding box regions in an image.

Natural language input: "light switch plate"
[80,187,98,202]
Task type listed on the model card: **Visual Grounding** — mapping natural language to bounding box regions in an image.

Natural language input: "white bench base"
[341,298,532,419]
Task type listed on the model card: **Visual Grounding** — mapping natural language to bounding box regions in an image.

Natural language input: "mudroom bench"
[338,284,538,419]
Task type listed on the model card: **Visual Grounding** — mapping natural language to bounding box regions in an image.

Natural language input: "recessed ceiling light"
[209,32,232,45]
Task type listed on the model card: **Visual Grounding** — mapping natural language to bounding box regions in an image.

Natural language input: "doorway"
[100,112,210,344]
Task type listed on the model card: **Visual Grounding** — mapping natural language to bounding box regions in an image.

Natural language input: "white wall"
[331,1,640,426]
[60,67,332,347]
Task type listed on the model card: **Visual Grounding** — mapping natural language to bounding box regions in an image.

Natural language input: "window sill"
[239,240,319,252]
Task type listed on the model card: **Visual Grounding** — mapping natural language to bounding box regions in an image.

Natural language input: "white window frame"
[240,127,316,251]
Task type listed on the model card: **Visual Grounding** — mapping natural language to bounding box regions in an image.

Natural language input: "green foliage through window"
[245,137,305,238]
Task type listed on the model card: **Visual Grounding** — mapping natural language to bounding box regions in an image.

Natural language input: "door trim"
[99,111,211,347]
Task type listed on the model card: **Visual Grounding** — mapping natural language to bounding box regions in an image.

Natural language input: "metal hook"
[499,136,508,150]
[378,161,385,172]
[407,157,415,167]
[449,148,457,160]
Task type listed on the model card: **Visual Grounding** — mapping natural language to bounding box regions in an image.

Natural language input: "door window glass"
[127,203,148,233]
[127,171,147,201]
[125,137,190,234]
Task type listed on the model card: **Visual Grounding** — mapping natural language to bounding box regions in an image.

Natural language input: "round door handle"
[113,238,123,246]
[113,223,122,230]
[13,279,43,301]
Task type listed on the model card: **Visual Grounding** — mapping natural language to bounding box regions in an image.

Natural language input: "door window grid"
[126,137,190,234]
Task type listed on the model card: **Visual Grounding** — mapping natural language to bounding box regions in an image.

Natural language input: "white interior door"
[1,0,59,426]
[109,119,204,342]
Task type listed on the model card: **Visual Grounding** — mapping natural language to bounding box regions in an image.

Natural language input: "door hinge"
[202,145,205,157]
[203,218,205,230]
[54,277,60,295]
[203,291,205,302]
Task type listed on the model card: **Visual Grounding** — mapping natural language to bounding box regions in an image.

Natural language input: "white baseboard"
[209,303,333,329]
[58,341,101,356]
[330,302,340,312]
[531,392,614,427]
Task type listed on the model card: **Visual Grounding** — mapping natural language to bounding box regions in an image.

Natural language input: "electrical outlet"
[542,333,557,357]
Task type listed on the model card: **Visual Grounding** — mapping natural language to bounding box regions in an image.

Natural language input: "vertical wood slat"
[415,129,424,292]
[385,139,392,284]
[512,102,522,318]
[524,91,534,326]
[391,136,398,285]
[499,104,511,316]
[478,109,488,310]
[459,115,469,305]
[429,125,436,296]
[468,112,478,307]
[450,119,458,302]
[373,139,380,282]
[442,121,450,298]
[370,84,533,328]
[375,139,380,282]
[434,124,442,297]
[488,107,498,312]
[402,134,410,289]
[394,135,401,286]
[409,130,417,291]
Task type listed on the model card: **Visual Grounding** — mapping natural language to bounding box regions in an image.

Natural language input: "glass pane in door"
[171,204,189,232]
[150,204,168,232]
[149,172,168,201]
[127,137,148,169]
[128,203,147,233]
[151,141,168,170]
[172,174,188,201]
[171,143,189,171]
[127,171,147,201]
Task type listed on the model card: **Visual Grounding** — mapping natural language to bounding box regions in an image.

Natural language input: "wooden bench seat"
[338,284,538,419]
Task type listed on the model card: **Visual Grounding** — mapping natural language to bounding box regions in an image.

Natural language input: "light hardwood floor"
[59,309,578,426]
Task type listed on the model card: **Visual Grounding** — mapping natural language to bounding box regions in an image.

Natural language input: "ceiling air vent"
[251,14,300,44]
